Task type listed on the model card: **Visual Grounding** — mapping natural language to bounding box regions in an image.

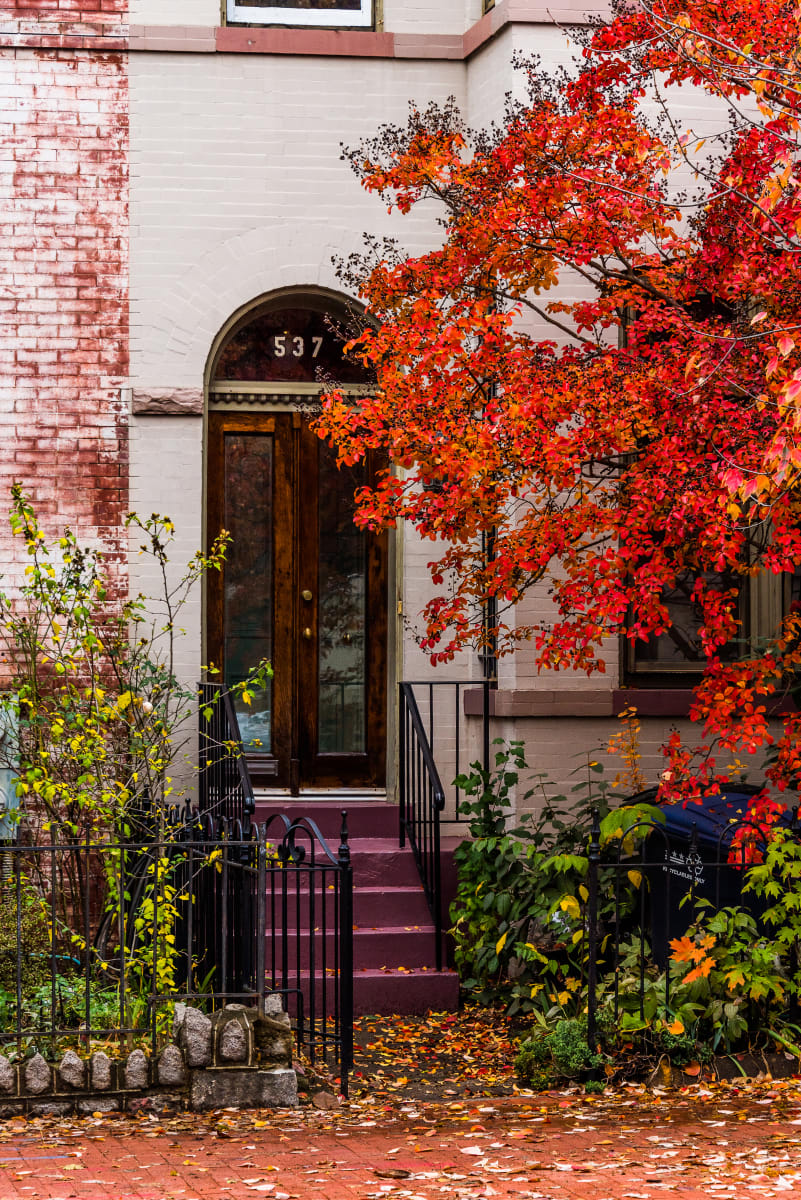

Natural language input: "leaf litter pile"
[3,1009,801,1198]
[351,1006,517,1100]
[4,1078,801,1198]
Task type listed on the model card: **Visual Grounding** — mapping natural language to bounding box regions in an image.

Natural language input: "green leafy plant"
[0,490,271,1047]
[450,740,662,1018]
[452,738,801,1080]
[0,876,52,993]
[515,1018,604,1088]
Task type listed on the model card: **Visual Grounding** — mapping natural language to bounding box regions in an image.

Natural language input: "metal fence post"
[399,684,406,848]
[482,676,490,777]
[256,824,267,1017]
[338,811,353,1100]
[586,807,601,1051]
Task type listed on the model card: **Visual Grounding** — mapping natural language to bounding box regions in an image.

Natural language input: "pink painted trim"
[462,5,497,58]
[394,33,463,59]
[463,688,615,718]
[129,24,216,51]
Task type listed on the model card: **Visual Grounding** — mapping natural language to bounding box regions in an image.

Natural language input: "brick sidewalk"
[2,1083,801,1199]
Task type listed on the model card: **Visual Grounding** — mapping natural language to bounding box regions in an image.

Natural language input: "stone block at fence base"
[0,993,298,1113]
[158,1044,186,1086]
[31,1101,72,1116]
[25,1054,51,1095]
[177,1006,213,1067]
[78,1098,120,1115]
[125,1050,149,1090]
[0,1055,14,1093]
[59,1050,85,1089]
[189,1067,298,1111]
[91,1052,112,1090]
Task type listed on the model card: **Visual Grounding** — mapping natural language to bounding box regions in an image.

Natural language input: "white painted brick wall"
[129,0,220,23]
[124,24,732,792]
[128,414,204,801]
[128,0,484,34]
[129,53,466,393]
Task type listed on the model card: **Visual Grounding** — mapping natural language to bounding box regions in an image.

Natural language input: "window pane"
[631,572,741,671]
[240,0,361,7]
[214,306,370,386]
[317,446,366,754]
[227,0,371,25]
[224,434,273,752]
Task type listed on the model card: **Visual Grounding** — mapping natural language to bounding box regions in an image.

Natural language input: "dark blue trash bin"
[628,785,794,964]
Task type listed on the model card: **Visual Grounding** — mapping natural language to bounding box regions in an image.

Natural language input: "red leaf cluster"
[318,0,801,803]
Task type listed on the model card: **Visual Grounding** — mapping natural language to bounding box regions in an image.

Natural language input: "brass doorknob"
[342,633,353,645]
[301,589,313,602]
[302,627,313,640]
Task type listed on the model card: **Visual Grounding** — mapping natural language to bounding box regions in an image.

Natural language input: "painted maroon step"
[280,885,432,926]
[268,924,440,970]
[353,968,460,1016]
[279,966,461,1018]
[254,799,398,841]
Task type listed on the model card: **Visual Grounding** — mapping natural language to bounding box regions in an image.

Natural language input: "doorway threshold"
[253,787,388,801]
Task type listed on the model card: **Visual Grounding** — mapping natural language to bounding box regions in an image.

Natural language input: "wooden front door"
[207,410,387,791]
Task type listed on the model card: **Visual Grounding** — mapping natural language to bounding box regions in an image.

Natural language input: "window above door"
[225,0,373,28]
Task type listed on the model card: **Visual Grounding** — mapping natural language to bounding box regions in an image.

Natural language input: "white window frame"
[226,0,372,26]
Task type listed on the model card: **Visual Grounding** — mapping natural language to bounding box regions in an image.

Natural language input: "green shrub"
[0,880,51,993]
[450,741,661,1019]
[515,1018,604,1088]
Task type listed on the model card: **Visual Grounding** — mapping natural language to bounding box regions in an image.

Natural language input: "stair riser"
[265,928,439,969]
[350,851,422,887]
[275,972,460,1018]
[255,803,398,841]
[278,889,432,926]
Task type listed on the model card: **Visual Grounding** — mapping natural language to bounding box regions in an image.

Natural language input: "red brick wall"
[0,41,128,594]
[0,0,126,35]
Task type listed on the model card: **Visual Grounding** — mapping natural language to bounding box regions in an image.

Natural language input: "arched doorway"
[205,292,387,792]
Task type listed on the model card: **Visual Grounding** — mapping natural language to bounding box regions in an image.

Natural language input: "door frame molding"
[202,286,397,797]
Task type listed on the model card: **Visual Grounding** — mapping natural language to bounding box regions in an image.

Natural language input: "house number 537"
[273,335,323,358]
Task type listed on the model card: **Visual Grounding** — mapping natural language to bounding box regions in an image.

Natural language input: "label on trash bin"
[666,848,705,887]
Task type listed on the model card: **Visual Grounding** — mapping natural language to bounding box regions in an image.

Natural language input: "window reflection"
[224,434,273,751]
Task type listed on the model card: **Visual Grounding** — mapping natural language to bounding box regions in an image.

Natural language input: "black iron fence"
[198,680,255,826]
[0,809,354,1095]
[583,807,801,1049]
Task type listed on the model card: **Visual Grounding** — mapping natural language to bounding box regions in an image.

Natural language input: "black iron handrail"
[399,678,495,823]
[398,682,446,971]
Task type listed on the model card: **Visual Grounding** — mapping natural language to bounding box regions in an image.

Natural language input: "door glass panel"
[224,434,273,751]
[317,446,366,754]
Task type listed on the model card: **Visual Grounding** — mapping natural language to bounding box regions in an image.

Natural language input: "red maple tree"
[318,0,801,810]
